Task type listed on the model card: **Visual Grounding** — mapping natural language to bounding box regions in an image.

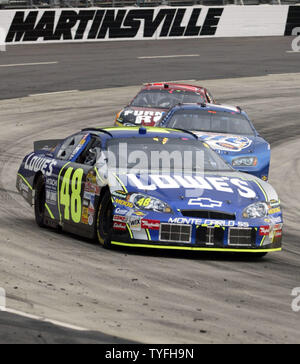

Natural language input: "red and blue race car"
[115,82,216,127]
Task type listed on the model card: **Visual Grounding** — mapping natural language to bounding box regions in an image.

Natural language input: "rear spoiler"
[34,139,63,152]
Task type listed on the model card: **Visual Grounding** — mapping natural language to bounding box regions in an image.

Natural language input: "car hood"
[108,170,279,216]
[192,131,268,155]
[119,106,167,126]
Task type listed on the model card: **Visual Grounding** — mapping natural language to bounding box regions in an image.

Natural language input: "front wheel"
[34,175,46,228]
[96,191,113,249]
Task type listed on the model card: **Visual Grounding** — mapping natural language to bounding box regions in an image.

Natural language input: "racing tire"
[96,191,113,249]
[34,174,46,228]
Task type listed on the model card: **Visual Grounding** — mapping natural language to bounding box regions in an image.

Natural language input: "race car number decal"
[60,167,84,223]
[136,197,151,208]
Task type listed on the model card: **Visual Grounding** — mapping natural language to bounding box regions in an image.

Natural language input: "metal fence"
[0,0,299,9]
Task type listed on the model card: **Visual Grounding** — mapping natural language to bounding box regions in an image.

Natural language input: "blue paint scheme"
[113,170,282,248]
[16,127,282,251]
[159,104,271,180]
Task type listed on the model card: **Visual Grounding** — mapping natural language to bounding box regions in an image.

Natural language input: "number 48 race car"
[16,127,283,257]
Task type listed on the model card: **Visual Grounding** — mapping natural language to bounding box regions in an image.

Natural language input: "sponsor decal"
[268,207,281,215]
[188,197,222,208]
[18,179,29,193]
[86,170,97,185]
[113,222,127,231]
[46,178,57,188]
[127,174,257,199]
[112,190,128,199]
[141,219,160,230]
[124,110,164,125]
[81,207,89,224]
[83,199,89,207]
[114,207,129,215]
[270,224,283,241]
[194,133,253,152]
[128,217,141,231]
[46,177,58,205]
[46,190,57,205]
[5,8,224,44]
[114,198,133,208]
[270,216,283,224]
[84,191,94,201]
[84,182,100,195]
[24,153,57,177]
[168,217,235,227]
[259,226,270,236]
[260,224,282,238]
[133,211,146,217]
[269,199,280,208]
[113,215,127,222]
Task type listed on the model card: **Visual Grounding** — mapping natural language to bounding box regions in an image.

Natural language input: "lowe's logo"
[188,197,222,208]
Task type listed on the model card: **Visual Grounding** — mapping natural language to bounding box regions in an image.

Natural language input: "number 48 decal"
[60,167,84,223]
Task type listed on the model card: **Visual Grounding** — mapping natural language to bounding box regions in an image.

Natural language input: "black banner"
[5,8,224,43]
[285,6,300,36]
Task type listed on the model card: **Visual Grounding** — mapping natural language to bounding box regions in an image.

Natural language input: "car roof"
[168,102,243,114]
[141,82,206,93]
[81,126,198,140]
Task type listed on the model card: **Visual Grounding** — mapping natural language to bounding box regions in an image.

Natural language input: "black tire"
[96,191,113,249]
[34,174,46,228]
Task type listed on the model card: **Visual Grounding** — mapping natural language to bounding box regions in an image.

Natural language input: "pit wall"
[0,5,299,44]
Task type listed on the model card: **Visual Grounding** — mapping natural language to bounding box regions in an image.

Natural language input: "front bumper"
[111,241,281,253]
[110,220,283,253]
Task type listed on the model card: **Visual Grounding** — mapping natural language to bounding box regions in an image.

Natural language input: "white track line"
[0,62,58,68]
[29,90,79,97]
[138,54,200,59]
[4,308,89,332]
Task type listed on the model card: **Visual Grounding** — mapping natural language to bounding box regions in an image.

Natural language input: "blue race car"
[16,126,282,256]
[159,103,270,180]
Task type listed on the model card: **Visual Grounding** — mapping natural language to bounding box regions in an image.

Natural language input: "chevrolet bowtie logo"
[188,198,223,208]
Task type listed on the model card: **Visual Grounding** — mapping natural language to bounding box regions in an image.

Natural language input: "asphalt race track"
[0,36,299,100]
[0,37,299,343]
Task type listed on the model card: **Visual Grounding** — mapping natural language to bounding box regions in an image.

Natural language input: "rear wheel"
[34,175,46,228]
[96,191,113,249]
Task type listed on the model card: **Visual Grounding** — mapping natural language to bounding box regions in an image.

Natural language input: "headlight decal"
[232,156,258,167]
[243,201,281,219]
[242,202,269,219]
[129,193,172,213]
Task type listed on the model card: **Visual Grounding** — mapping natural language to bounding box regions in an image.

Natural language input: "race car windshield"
[131,90,205,109]
[166,109,255,136]
[105,137,232,173]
